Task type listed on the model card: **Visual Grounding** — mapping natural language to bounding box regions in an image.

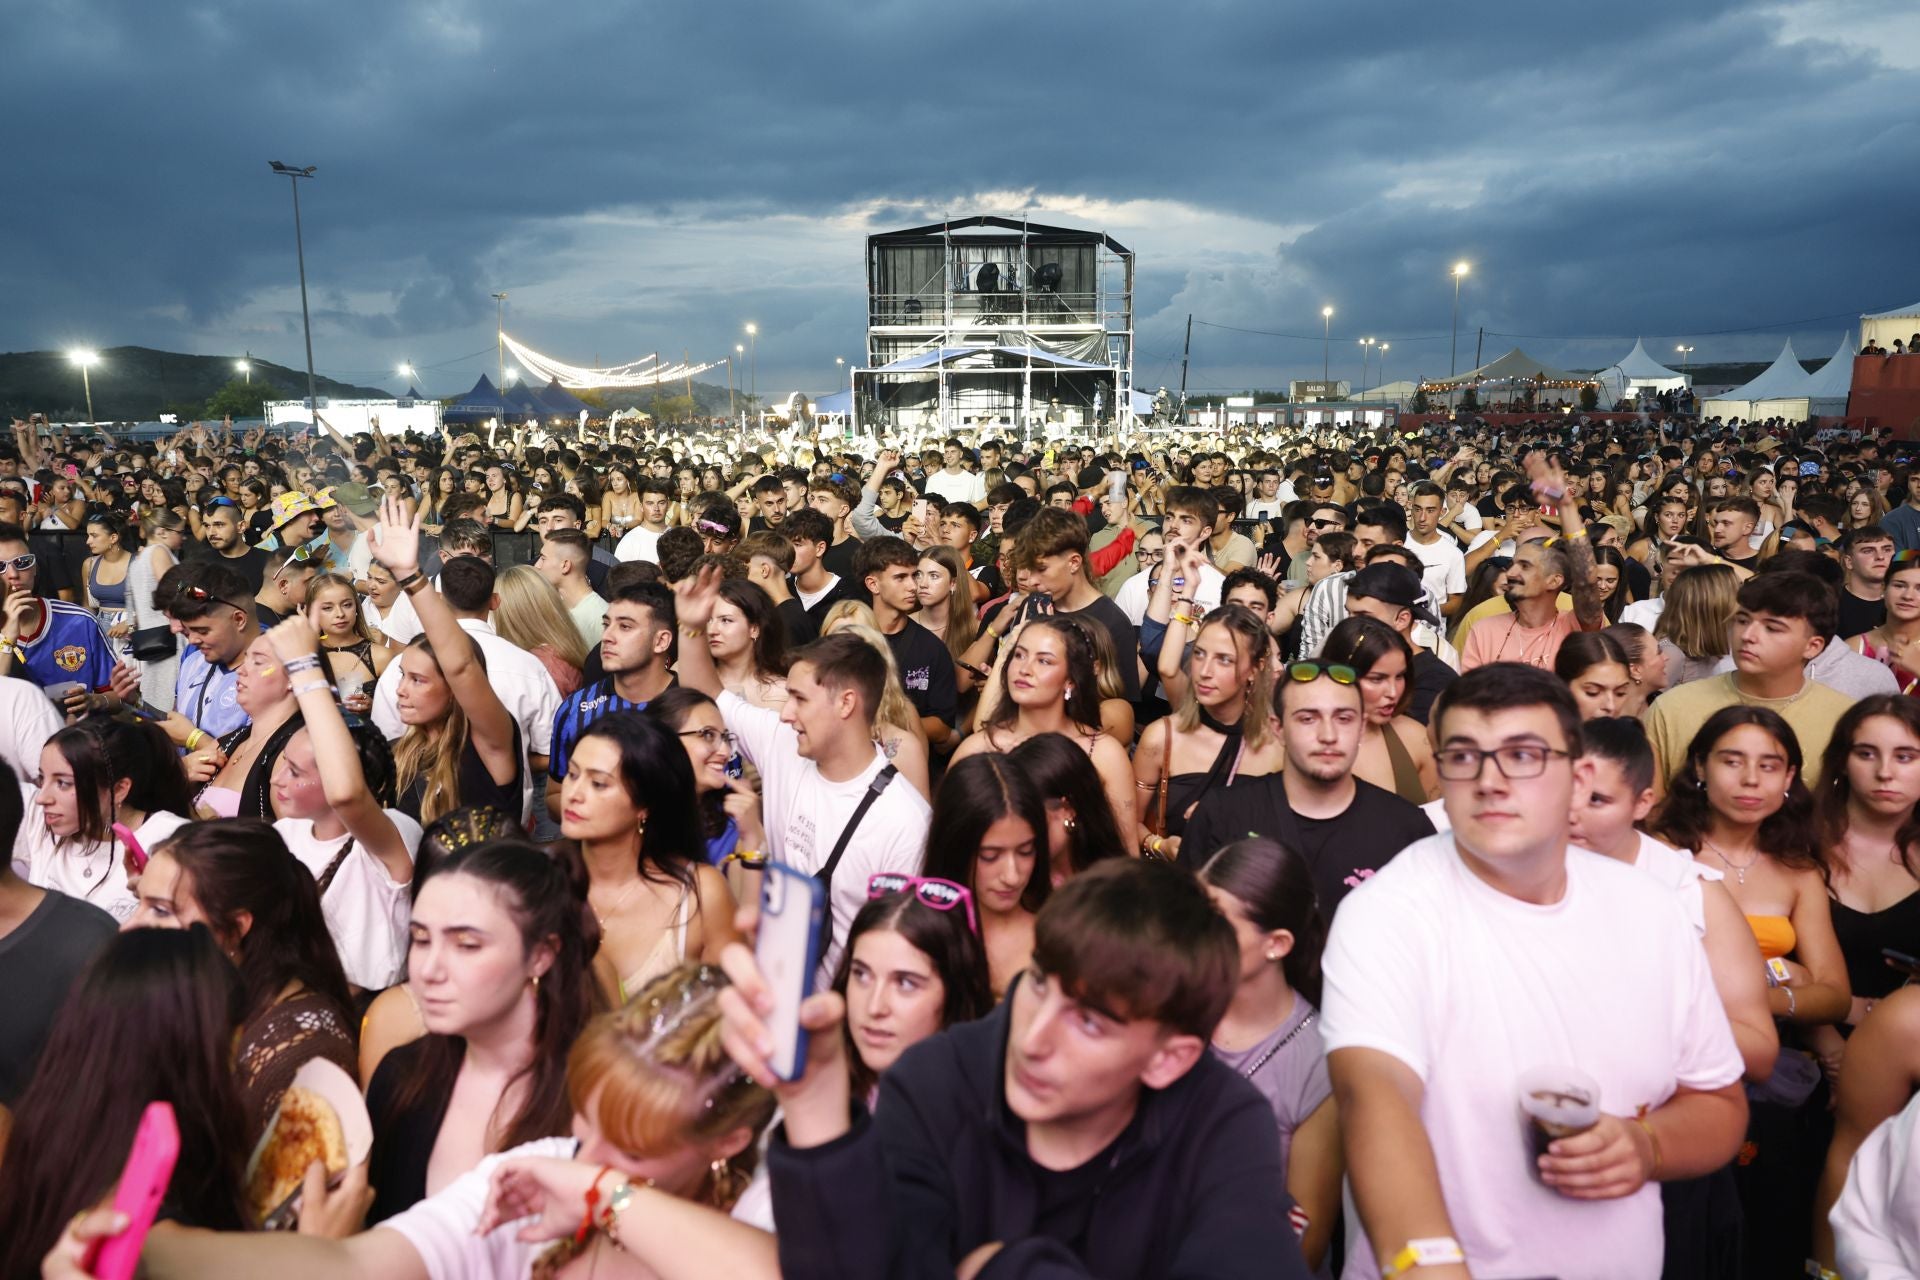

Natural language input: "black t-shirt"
[885,621,959,727]
[777,595,818,646]
[0,888,116,1106]
[1031,1107,1139,1256]
[1839,589,1886,639]
[821,536,863,583]
[1180,775,1434,915]
[1407,650,1457,726]
[190,543,268,593]
[1060,592,1140,701]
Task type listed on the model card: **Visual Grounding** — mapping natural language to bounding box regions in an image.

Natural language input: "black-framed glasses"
[0,553,36,573]
[1435,744,1572,781]
[678,726,739,750]
[1286,660,1358,686]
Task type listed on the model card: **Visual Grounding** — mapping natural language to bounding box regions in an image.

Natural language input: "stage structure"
[852,215,1134,438]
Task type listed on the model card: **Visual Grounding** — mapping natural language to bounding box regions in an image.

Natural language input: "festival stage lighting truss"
[500,332,723,389]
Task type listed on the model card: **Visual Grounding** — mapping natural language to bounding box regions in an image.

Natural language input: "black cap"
[1347,562,1440,628]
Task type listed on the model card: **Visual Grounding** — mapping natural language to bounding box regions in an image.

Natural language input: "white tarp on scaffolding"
[1864,302,1920,352]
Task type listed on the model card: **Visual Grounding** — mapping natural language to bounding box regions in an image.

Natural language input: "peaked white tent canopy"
[1594,339,1690,404]
[1863,302,1920,351]
[1424,347,1594,389]
[1750,333,1855,422]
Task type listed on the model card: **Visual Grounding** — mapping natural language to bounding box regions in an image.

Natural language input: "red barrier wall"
[1850,356,1920,438]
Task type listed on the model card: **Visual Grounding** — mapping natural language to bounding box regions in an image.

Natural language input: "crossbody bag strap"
[815,763,898,893]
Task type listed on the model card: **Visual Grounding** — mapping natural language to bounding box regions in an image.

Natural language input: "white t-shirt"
[1405,533,1467,604]
[1245,497,1286,520]
[794,574,844,612]
[0,680,62,786]
[371,586,422,647]
[718,692,930,974]
[1632,830,1720,939]
[1832,1088,1920,1279]
[614,525,663,564]
[1113,561,1225,626]
[1321,833,1743,1280]
[276,811,424,991]
[381,1136,577,1280]
[923,468,987,505]
[10,799,189,925]
[1619,597,1665,632]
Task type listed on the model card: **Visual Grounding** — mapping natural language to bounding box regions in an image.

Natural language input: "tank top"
[1831,891,1920,1001]
[88,556,128,609]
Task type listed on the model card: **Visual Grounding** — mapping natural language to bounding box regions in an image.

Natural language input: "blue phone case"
[756,861,828,1081]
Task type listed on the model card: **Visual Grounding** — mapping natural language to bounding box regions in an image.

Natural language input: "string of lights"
[500,332,722,389]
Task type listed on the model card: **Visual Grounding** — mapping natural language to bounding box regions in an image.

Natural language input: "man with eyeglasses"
[1321,664,1747,1280]
[1180,659,1432,915]
[545,579,679,816]
[0,525,118,710]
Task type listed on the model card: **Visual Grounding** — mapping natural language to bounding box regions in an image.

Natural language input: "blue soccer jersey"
[17,599,117,692]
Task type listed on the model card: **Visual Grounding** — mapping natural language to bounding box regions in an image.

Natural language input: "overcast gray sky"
[5,0,1917,400]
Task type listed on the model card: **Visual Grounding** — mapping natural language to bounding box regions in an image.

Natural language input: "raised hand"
[1255,552,1283,579]
[368,493,423,576]
[266,615,323,664]
[672,560,727,631]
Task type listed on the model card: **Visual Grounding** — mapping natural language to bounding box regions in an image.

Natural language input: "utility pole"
[266,162,320,415]
[1178,313,1192,422]
[491,293,507,391]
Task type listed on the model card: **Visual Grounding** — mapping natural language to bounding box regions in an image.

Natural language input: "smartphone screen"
[756,862,827,1081]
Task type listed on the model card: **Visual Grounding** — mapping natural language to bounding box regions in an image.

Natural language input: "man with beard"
[193,498,268,591]
[1459,459,1604,673]
[1179,659,1432,915]
[543,578,678,813]
[856,535,957,750]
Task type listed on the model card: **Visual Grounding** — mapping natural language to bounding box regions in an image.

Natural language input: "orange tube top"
[1746,914,1796,960]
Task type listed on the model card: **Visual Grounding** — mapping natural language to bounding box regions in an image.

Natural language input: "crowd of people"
[4,407,1920,1279]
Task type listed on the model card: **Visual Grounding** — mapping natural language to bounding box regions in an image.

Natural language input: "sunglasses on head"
[205,496,239,509]
[1286,660,1358,686]
[868,873,979,934]
[181,584,246,614]
[1893,550,1920,565]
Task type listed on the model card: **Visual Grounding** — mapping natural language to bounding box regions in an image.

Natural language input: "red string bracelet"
[575,1165,613,1246]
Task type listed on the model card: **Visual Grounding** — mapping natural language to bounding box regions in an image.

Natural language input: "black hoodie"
[766,981,1309,1280]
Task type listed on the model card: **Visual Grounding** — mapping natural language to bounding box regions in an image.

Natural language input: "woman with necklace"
[1199,837,1340,1277]
[556,710,739,1006]
[1653,706,1850,1029]
[1808,697,1920,1072]
[1134,603,1283,861]
[1848,549,1920,694]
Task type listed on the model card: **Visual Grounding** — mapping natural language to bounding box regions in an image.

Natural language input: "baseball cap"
[1346,563,1441,628]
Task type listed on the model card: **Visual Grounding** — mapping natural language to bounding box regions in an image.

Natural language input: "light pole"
[68,350,98,424]
[835,355,845,383]
[1360,336,1376,390]
[398,362,416,394]
[1378,343,1389,393]
[236,357,251,384]
[492,293,508,392]
[266,162,320,416]
[1450,262,1471,376]
[744,323,758,402]
[1321,306,1333,383]
[726,355,736,420]
[1675,344,1694,374]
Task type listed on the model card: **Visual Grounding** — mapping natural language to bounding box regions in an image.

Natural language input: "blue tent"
[442,374,511,422]
[536,378,593,417]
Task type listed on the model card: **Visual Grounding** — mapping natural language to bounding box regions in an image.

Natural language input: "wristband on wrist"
[575,1165,614,1246]
[1633,1112,1663,1177]
[283,654,323,676]
[1381,1237,1465,1277]
[185,729,204,751]
[1783,985,1798,1019]
[291,679,330,699]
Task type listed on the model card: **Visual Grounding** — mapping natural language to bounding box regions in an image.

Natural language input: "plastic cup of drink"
[1518,1064,1601,1173]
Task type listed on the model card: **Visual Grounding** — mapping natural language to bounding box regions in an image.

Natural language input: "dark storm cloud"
[3,0,1916,394]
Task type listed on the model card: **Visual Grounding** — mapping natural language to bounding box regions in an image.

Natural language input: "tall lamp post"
[266,162,320,417]
[1450,262,1471,376]
[1675,344,1694,374]
[68,350,98,424]
[236,357,251,384]
[744,323,758,402]
[1360,336,1376,390]
[1378,343,1389,394]
[1321,306,1334,382]
[492,293,508,393]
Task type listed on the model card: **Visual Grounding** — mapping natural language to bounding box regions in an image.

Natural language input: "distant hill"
[0,347,390,422]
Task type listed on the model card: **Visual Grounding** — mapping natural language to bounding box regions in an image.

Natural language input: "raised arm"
[369,495,518,787]
[1530,454,1604,631]
[267,617,412,885]
[670,562,729,698]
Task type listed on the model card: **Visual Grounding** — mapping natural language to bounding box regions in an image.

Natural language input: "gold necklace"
[590,879,642,929]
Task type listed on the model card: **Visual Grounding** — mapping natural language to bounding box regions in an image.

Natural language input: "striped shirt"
[548,678,654,783]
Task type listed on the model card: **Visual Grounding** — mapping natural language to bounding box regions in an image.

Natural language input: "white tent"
[1753,333,1855,422]
[1700,340,1811,420]
[1352,379,1418,404]
[1593,338,1690,404]
[1863,301,1920,352]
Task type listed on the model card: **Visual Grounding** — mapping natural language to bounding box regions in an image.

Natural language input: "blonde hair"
[305,572,373,645]
[568,963,774,1204]
[920,545,978,660]
[819,618,919,738]
[390,638,478,823]
[494,565,588,672]
[1655,563,1740,661]
[1173,607,1276,751]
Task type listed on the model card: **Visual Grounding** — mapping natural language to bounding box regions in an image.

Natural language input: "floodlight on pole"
[491,293,507,393]
[1450,262,1471,376]
[266,162,320,416]
[1676,344,1694,373]
[744,323,758,401]
[1360,336,1376,390]
[236,358,251,384]
[68,349,98,424]
[1378,343,1389,389]
[1321,307,1334,382]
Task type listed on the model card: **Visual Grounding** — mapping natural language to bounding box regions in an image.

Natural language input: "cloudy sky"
[6,0,1919,402]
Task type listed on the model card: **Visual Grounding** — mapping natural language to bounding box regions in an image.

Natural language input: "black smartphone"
[1884,948,1920,979]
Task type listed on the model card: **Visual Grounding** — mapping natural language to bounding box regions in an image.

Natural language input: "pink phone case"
[84,1100,179,1280]
[112,823,149,874]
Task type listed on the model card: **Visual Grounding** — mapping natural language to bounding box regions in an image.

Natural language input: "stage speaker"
[1034,262,1062,291]
[975,262,1000,293]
